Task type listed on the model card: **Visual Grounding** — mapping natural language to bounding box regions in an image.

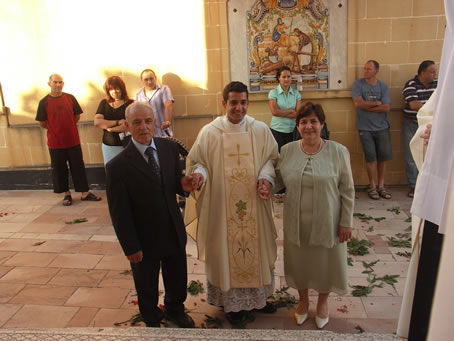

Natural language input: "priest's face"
[223,91,248,124]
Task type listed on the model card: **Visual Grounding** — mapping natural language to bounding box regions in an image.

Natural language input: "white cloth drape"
[398,0,454,338]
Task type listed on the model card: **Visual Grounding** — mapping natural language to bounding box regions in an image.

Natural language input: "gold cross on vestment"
[228,144,249,166]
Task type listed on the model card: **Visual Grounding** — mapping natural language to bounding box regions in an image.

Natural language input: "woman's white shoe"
[294,311,308,325]
[315,314,329,329]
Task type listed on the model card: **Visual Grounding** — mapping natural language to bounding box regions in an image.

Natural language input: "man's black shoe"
[144,308,164,327]
[165,312,195,328]
[256,302,277,314]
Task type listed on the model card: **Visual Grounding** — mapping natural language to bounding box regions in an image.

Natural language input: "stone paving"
[0,187,412,339]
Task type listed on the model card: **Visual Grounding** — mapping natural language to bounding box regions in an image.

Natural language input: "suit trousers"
[408,220,444,341]
[49,145,89,193]
[130,247,188,325]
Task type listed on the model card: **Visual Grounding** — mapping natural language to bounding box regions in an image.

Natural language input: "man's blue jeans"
[402,119,418,189]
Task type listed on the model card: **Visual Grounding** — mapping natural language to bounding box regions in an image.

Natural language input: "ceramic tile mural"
[247,0,329,92]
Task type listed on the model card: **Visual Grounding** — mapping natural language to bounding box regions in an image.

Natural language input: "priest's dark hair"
[223,81,248,101]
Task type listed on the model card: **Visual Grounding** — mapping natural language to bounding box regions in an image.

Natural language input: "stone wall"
[248,0,446,185]
[0,0,447,186]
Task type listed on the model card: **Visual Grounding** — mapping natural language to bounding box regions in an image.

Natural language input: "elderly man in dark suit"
[106,102,196,328]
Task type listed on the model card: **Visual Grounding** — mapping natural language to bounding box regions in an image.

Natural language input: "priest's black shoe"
[256,302,277,314]
[165,311,195,328]
[226,310,247,324]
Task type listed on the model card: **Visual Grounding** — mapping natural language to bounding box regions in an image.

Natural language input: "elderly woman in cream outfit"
[275,103,354,329]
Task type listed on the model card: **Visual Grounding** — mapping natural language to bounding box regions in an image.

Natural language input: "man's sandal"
[62,195,72,206]
[81,192,101,201]
[367,188,380,200]
[377,188,392,199]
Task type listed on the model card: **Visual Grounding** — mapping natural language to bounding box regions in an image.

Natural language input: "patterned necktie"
[145,147,161,181]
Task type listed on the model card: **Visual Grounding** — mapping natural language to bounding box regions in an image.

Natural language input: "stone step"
[0,327,402,341]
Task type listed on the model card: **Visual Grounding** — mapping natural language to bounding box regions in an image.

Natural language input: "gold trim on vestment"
[223,131,261,288]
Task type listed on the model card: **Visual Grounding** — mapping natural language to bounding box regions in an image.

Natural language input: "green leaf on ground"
[187,280,205,296]
[120,270,132,276]
[347,257,353,266]
[387,236,411,248]
[396,251,411,258]
[354,213,386,224]
[387,207,401,215]
[351,285,373,297]
[65,217,88,224]
[376,274,400,287]
[114,312,143,326]
[268,286,298,309]
[32,241,46,246]
[405,217,412,223]
[203,314,223,328]
[362,259,379,270]
[347,238,372,256]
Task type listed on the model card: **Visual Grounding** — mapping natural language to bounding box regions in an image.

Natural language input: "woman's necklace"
[111,99,124,109]
[300,138,324,155]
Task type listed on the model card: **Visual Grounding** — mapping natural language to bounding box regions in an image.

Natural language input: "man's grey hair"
[125,102,154,120]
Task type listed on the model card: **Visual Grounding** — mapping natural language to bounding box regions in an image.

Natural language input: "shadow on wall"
[5,69,219,163]
[10,69,216,124]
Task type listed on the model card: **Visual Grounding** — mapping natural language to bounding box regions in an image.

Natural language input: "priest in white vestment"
[185,81,279,324]
[397,0,454,339]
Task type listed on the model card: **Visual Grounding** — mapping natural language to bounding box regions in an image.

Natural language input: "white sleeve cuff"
[258,174,275,188]
[193,167,207,184]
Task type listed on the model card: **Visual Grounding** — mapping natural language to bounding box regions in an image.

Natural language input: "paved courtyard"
[0,187,412,338]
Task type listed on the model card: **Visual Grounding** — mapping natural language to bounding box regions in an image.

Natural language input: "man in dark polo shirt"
[402,60,437,197]
[36,74,101,206]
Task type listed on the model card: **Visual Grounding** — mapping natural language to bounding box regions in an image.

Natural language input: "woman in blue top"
[268,66,302,151]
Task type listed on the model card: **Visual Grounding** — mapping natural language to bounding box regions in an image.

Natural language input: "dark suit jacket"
[105,138,187,258]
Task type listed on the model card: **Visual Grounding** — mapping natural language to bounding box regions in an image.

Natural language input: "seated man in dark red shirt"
[36,74,101,206]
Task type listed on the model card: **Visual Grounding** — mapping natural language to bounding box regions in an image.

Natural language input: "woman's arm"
[295,99,303,113]
[269,99,297,118]
[94,114,125,131]
[338,146,355,235]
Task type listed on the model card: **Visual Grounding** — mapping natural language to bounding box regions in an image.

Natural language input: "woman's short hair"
[296,102,326,125]
[276,66,291,81]
[104,76,129,103]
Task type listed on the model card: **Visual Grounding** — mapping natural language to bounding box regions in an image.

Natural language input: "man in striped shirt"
[402,60,437,197]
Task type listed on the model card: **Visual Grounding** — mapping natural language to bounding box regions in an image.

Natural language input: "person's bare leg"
[365,161,377,188]
[377,161,386,189]
[316,292,329,318]
[296,289,309,314]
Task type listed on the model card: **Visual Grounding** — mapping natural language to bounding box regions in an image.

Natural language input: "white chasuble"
[222,131,261,288]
